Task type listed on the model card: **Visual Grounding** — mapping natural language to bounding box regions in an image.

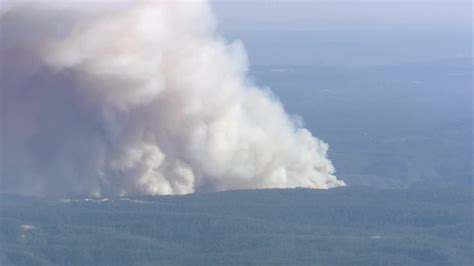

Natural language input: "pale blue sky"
[213,0,472,66]
[214,0,471,30]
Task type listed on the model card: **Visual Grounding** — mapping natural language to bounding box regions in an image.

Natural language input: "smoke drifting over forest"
[1,1,344,196]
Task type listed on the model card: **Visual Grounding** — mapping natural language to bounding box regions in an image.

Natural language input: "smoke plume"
[0,1,345,196]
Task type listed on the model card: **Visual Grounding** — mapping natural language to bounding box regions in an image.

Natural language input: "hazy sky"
[213,0,472,66]
[214,0,471,30]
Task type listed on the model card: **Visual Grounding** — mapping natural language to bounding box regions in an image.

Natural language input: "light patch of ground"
[119,198,153,204]
[61,198,112,203]
[19,224,36,230]
[60,198,152,204]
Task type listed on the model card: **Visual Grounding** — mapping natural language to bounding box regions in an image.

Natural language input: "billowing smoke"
[1,1,344,197]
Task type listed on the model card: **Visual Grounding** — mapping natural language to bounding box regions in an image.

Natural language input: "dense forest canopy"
[1,187,471,266]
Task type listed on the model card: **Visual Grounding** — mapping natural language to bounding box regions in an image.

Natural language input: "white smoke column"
[0,0,345,196]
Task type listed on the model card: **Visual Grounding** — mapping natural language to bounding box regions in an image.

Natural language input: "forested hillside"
[1,187,471,266]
